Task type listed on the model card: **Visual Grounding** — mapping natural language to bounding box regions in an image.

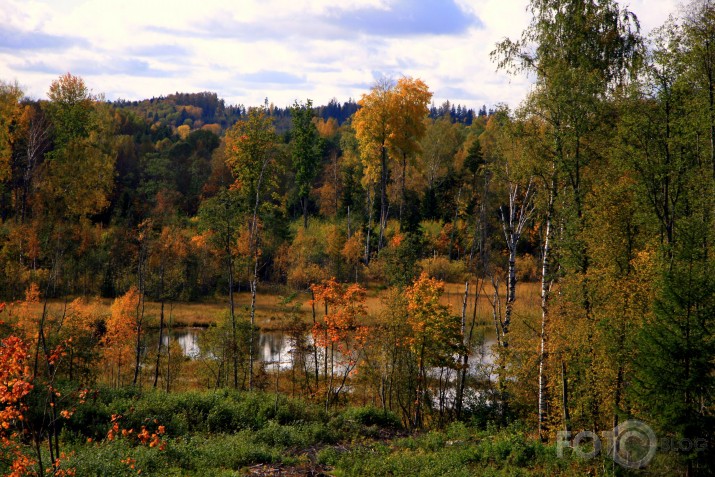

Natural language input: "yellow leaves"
[404,272,463,366]
[47,73,90,106]
[0,80,23,182]
[341,230,364,266]
[66,297,102,334]
[314,117,339,138]
[353,77,432,168]
[201,123,221,135]
[176,124,190,140]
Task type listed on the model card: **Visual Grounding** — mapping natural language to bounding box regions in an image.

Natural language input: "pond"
[154,326,497,376]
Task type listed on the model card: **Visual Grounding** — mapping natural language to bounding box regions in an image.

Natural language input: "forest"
[1,0,714,475]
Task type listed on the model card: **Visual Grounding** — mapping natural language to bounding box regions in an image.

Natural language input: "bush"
[342,406,402,429]
[418,256,467,283]
[516,253,537,282]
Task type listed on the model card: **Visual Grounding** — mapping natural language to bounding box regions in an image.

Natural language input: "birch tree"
[224,106,277,390]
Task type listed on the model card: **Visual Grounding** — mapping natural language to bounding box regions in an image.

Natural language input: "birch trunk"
[455,281,469,417]
[538,174,556,441]
[248,151,269,390]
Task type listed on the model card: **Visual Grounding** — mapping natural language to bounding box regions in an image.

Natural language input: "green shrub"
[342,406,402,429]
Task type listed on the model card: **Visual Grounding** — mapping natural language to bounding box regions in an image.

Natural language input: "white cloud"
[0,0,680,110]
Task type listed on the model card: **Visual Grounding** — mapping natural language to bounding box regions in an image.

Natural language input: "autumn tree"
[389,78,432,225]
[310,278,368,410]
[148,225,189,388]
[198,188,243,388]
[224,106,278,390]
[493,0,643,436]
[625,13,715,473]
[0,81,23,184]
[484,111,535,346]
[405,272,463,428]
[353,77,431,256]
[0,333,36,476]
[102,287,140,388]
[42,73,115,218]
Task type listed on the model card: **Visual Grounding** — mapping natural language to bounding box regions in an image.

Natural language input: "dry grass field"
[5,280,542,332]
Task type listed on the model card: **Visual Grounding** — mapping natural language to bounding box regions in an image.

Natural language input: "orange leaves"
[405,271,446,315]
[341,230,364,267]
[47,342,68,366]
[24,283,40,303]
[0,336,33,410]
[0,334,35,475]
[50,451,77,476]
[102,288,140,385]
[107,414,167,452]
[310,278,368,352]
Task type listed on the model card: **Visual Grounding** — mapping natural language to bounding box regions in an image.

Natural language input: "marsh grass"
[7,280,542,331]
[54,389,604,477]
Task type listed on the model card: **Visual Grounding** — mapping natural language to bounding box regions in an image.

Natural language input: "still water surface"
[157,327,496,374]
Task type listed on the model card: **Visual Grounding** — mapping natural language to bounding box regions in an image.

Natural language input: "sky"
[1,0,680,111]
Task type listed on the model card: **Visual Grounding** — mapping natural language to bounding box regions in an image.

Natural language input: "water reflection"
[157,327,496,376]
[258,332,294,370]
[160,328,202,358]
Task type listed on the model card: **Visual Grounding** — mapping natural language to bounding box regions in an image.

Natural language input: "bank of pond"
[41,388,620,476]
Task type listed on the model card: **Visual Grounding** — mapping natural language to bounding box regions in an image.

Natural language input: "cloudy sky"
[1,0,679,110]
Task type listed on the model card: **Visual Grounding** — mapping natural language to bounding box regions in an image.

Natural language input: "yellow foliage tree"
[353,77,432,256]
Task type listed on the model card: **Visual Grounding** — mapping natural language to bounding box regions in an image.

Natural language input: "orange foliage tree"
[102,288,140,388]
[310,278,368,408]
[0,332,35,477]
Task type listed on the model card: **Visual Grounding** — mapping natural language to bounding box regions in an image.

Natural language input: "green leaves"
[290,99,322,201]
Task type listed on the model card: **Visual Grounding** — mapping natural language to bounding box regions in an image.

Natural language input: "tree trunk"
[561,360,570,434]
[249,261,258,390]
[378,144,388,251]
[538,174,555,441]
[302,196,309,229]
[133,240,146,387]
[153,267,165,389]
[248,152,270,390]
[227,241,238,389]
[311,289,319,389]
[166,303,173,393]
[365,186,373,264]
[400,152,407,225]
[455,281,469,417]
[448,187,462,260]
[504,245,516,337]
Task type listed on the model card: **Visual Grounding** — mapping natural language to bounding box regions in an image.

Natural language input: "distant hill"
[111,92,481,135]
